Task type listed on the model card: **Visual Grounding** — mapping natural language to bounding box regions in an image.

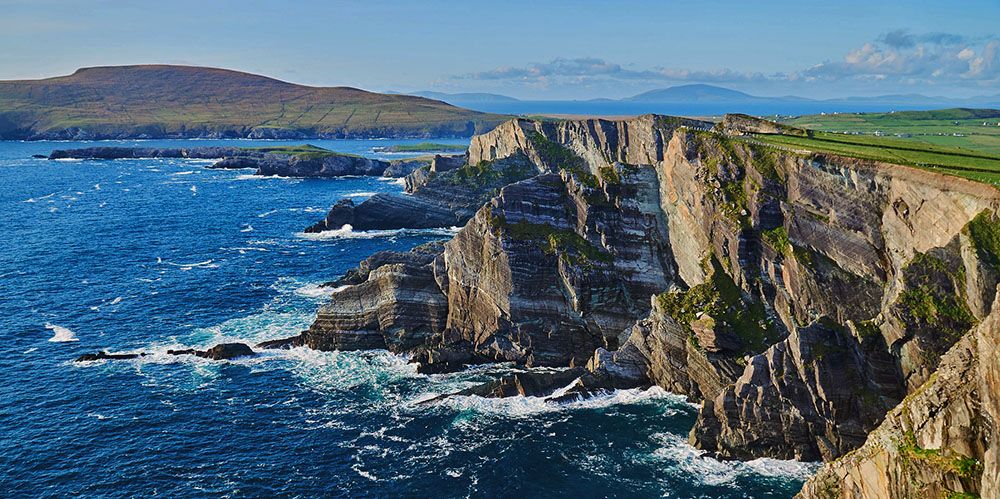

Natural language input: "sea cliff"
[289,114,999,496]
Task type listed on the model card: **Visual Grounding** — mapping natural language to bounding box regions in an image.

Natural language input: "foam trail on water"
[45,323,79,342]
[24,193,56,203]
[420,385,686,417]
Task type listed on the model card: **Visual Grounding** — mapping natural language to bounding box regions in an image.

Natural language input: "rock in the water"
[199,342,255,360]
[75,351,145,362]
[166,342,255,360]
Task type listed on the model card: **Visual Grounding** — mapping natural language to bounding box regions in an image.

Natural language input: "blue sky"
[1,0,997,99]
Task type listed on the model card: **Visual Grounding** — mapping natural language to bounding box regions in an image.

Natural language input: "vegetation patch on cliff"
[485,212,612,266]
[761,226,790,253]
[897,431,983,480]
[527,131,599,188]
[448,159,535,189]
[965,210,1000,267]
[893,252,976,368]
[656,258,777,355]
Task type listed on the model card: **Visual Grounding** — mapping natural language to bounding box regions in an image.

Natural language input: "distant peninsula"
[0,65,507,140]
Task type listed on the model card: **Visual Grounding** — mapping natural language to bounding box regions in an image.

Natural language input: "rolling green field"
[748,125,1000,185]
[781,108,1000,156]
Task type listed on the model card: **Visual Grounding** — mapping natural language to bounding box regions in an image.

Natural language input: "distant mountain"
[406,91,521,104]
[626,84,767,103]
[626,84,1000,108]
[0,65,507,140]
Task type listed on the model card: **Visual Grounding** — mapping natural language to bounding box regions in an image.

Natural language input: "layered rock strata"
[291,114,1000,493]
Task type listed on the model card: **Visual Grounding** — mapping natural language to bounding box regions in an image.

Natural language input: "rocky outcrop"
[299,115,1000,493]
[249,154,391,177]
[304,152,539,232]
[47,146,426,178]
[75,342,255,362]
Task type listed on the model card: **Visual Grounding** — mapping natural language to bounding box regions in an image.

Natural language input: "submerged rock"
[76,342,255,362]
[75,351,146,362]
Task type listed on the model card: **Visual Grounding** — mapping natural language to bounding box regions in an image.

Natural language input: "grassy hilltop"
[0,65,507,139]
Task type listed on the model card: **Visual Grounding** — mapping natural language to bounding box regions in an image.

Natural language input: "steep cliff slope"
[287,115,1000,495]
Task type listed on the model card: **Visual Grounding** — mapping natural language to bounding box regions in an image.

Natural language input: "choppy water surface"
[0,139,816,497]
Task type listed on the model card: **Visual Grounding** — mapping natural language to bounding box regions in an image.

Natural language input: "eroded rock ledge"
[283,114,999,494]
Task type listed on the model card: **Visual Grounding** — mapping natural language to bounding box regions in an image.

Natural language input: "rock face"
[300,115,1000,494]
[798,291,1000,498]
[47,146,425,178]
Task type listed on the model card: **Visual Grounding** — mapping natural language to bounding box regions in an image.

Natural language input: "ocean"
[0,139,817,497]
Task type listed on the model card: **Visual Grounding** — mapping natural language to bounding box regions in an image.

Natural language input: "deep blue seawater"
[0,139,817,497]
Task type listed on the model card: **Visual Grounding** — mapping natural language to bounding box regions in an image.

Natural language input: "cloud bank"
[453,30,1000,90]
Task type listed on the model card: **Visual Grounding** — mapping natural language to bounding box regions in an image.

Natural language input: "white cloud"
[452,31,1000,90]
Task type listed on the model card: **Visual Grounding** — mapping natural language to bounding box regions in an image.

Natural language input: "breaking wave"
[45,323,79,342]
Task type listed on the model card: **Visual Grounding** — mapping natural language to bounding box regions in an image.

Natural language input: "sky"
[1,0,998,100]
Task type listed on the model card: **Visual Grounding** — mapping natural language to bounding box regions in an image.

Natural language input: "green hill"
[781,108,1000,155]
[0,65,507,140]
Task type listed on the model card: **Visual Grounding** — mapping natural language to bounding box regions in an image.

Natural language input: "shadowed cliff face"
[798,290,1000,498]
[297,115,1000,492]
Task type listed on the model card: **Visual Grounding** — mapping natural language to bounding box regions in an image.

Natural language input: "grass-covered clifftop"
[721,113,1000,185]
[0,65,507,140]
[781,108,1000,155]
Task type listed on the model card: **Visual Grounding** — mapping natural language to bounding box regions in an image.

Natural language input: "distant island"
[0,65,507,140]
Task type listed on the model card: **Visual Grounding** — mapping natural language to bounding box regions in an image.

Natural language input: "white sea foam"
[24,193,55,203]
[158,259,218,270]
[23,347,38,354]
[648,432,821,486]
[235,174,299,181]
[297,224,460,240]
[45,323,79,342]
[172,171,197,175]
[257,209,279,218]
[110,296,123,305]
[190,185,198,195]
[421,385,685,418]
[240,224,254,232]
[294,283,338,298]
[345,191,377,198]
[53,158,82,162]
